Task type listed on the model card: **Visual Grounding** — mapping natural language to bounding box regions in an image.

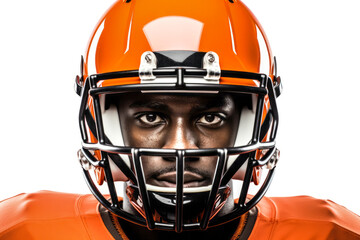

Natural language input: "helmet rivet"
[208,53,215,63]
[145,53,152,63]
[77,149,92,171]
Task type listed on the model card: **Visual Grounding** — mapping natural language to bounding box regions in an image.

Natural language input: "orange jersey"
[0,191,359,239]
[0,191,114,240]
[250,196,360,239]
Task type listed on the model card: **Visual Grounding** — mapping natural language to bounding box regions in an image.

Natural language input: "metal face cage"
[75,55,281,232]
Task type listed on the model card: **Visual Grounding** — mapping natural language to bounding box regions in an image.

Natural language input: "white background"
[0,0,359,216]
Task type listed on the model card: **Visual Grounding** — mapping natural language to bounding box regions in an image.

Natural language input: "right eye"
[137,113,165,126]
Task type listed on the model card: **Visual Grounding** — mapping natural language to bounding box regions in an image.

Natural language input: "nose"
[163,118,199,150]
[162,119,199,162]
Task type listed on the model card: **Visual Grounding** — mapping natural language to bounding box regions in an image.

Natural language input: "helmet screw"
[145,53,152,63]
[77,149,92,171]
[266,149,280,170]
[208,53,215,63]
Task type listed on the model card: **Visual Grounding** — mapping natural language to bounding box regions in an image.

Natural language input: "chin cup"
[126,183,231,224]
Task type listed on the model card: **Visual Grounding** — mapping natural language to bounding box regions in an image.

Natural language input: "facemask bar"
[130,148,228,232]
[77,67,280,231]
[211,78,279,226]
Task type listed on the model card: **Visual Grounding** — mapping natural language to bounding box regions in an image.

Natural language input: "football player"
[1,0,359,239]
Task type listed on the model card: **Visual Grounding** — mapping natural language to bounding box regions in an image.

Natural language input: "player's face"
[116,93,240,188]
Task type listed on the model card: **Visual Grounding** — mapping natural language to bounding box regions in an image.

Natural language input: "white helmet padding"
[100,95,130,181]
[228,94,257,180]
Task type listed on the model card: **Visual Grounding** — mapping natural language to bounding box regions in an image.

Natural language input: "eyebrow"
[128,97,230,111]
[191,100,229,112]
[129,101,170,110]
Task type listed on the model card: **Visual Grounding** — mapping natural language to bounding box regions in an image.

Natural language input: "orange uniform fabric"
[0,191,114,240]
[1,191,359,239]
[250,196,360,239]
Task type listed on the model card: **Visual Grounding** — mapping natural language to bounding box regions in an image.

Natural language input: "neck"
[115,212,248,240]
[100,202,258,240]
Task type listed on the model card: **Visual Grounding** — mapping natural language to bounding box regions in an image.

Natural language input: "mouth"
[153,171,208,188]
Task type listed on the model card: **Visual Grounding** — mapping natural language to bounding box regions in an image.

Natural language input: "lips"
[154,171,206,188]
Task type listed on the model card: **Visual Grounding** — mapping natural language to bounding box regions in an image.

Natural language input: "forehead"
[111,92,239,112]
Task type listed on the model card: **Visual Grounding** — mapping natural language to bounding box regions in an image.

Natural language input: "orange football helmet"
[75,0,282,232]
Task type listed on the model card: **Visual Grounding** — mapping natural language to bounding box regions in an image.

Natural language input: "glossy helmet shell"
[84,0,273,75]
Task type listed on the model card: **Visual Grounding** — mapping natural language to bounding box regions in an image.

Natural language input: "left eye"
[197,114,224,126]
[138,113,164,125]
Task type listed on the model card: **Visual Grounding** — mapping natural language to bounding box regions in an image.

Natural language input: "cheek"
[120,115,165,148]
[194,156,218,173]
[196,115,239,148]
[197,127,236,148]
[128,128,164,148]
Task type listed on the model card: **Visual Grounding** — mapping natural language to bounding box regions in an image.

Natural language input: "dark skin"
[111,92,245,239]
